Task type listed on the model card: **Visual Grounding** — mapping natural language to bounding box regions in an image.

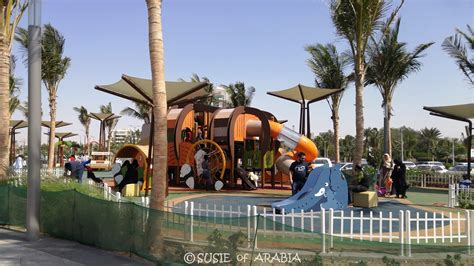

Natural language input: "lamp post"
[400,128,404,162]
[27,0,42,241]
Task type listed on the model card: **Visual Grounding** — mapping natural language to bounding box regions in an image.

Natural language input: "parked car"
[416,164,448,173]
[417,161,445,167]
[447,164,474,175]
[403,161,416,170]
[311,158,333,168]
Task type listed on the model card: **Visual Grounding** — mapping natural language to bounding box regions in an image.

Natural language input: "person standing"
[392,159,408,198]
[378,153,394,196]
[201,155,213,190]
[13,155,25,175]
[289,152,309,195]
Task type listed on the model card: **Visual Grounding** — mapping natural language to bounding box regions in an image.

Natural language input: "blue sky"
[11,0,474,145]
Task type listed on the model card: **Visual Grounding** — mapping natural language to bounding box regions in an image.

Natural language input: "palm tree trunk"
[0,43,10,179]
[353,64,365,165]
[332,109,340,163]
[146,0,166,259]
[47,94,57,169]
[148,0,167,211]
[86,126,90,156]
[386,101,392,156]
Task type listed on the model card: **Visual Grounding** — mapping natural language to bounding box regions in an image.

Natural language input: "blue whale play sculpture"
[272,164,348,212]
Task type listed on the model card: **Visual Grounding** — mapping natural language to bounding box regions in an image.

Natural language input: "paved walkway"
[0,228,152,265]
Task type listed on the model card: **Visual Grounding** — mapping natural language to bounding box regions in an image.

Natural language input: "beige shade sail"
[267,84,343,104]
[41,121,72,128]
[10,120,28,130]
[423,103,474,120]
[95,74,211,106]
[88,112,118,121]
[44,132,78,139]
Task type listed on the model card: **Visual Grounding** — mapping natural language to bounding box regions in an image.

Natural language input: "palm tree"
[339,135,355,162]
[366,18,433,156]
[0,0,27,178]
[306,43,349,163]
[179,73,217,106]
[420,127,442,161]
[73,106,91,155]
[146,0,167,213]
[99,102,119,152]
[9,55,21,117]
[330,0,403,165]
[16,24,71,169]
[442,25,474,85]
[364,127,383,167]
[223,82,256,107]
[120,102,152,124]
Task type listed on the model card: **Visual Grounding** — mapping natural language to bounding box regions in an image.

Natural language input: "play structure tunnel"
[246,120,319,175]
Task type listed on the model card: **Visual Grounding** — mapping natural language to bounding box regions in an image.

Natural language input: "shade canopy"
[10,120,28,130]
[423,103,474,121]
[44,132,78,139]
[95,74,211,106]
[88,112,119,121]
[267,84,343,104]
[41,121,72,128]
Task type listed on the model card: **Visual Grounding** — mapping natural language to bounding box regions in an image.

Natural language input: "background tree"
[16,24,71,169]
[9,55,20,117]
[179,73,217,106]
[420,127,442,161]
[366,18,433,156]
[339,135,355,162]
[73,106,91,155]
[364,127,383,167]
[99,102,119,153]
[330,0,402,166]
[120,102,152,124]
[306,43,349,162]
[223,82,255,107]
[442,25,474,85]
[0,0,27,178]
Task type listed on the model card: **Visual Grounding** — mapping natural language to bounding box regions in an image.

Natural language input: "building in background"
[212,85,231,107]
[112,128,131,144]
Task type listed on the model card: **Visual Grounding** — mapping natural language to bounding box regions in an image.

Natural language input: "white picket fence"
[178,201,474,256]
[11,167,64,178]
[448,184,474,208]
[406,173,462,188]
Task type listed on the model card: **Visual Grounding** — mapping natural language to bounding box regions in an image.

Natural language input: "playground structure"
[112,103,321,191]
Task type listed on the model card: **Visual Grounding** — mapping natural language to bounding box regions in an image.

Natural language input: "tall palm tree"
[0,0,27,178]
[120,102,152,124]
[73,106,91,155]
[146,0,167,213]
[420,127,442,161]
[179,73,217,106]
[330,0,403,165]
[306,43,349,163]
[223,82,255,107]
[99,102,119,152]
[16,24,71,169]
[366,18,433,156]
[442,25,474,85]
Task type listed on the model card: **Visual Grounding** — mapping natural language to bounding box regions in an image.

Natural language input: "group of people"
[378,153,409,198]
[348,153,409,205]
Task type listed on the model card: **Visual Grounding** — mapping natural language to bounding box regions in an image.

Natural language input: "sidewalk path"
[0,228,152,265]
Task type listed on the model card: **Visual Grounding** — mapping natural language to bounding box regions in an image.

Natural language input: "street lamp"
[26,0,42,241]
[400,128,404,162]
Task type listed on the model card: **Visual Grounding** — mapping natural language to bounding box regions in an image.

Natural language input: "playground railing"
[10,167,64,178]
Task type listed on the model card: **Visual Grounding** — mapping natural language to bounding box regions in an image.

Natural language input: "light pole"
[400,128,404,162]
[27,0,42,241]
[452,138,455,166]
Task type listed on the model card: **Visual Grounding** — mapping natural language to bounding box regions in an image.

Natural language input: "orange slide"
[246,120,319,175]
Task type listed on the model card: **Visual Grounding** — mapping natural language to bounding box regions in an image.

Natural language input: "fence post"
[329,208,334,250]
[321,208,326,254]
[399,210,404,257]
[103,183,108,199]
[466,210,471,254]
[448,184,454,208]
[253,205,258,249]
[115,192,121,202]
[470,210,474,248]
[247,205,251,248]
[190,202,194,242]
[405,210,411,257]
